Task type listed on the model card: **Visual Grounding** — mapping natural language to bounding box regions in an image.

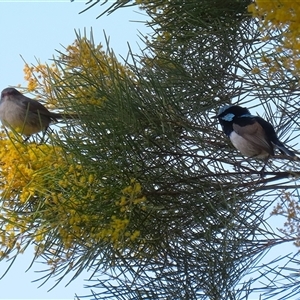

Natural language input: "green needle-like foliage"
[1,1,300,299]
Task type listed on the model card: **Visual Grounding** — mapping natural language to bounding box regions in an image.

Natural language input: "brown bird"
[0,87,73,138]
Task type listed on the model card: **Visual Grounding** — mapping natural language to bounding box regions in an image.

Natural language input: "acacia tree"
[1,1,300,299]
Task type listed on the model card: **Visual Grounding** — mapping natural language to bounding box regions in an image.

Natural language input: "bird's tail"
[60,113,79,119]
[53,113,79,120]
[274,141,297,158]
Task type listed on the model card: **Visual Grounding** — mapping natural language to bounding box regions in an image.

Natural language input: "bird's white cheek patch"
[229,131,269,158]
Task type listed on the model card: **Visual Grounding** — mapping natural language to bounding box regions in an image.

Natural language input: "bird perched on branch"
[0,87,74,139]
[215,105,296,159]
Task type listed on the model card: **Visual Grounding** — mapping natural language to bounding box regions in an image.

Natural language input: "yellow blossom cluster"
[248,1,300,32]
[0,133,68,256]
[22,37,133,109]
[23,63,60,96]
[248,1,300,76]
[0,35,148,268]
[272,191,300,247]
[0,134,147,262]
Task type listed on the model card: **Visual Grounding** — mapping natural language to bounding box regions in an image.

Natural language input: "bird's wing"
[232,121,274,155]
[255,116,296,157]
[19,95,55,118]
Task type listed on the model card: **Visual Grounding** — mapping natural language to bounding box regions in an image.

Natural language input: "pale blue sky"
[0,1,148,299]
[0,2,298,300]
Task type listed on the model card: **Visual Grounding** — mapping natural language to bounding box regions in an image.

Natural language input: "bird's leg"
[259,155,270,177]
[233,160,250,172]
[39,127,54,144]
[40,127,48,144]
[2,127,11,139]
[233,160,242,172]
[23,136,31,143]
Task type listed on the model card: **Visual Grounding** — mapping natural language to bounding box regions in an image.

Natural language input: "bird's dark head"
[1,88,22,99]
[217,105,251,122]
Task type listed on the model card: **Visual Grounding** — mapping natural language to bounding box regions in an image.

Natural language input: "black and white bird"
[216,105,296,159]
